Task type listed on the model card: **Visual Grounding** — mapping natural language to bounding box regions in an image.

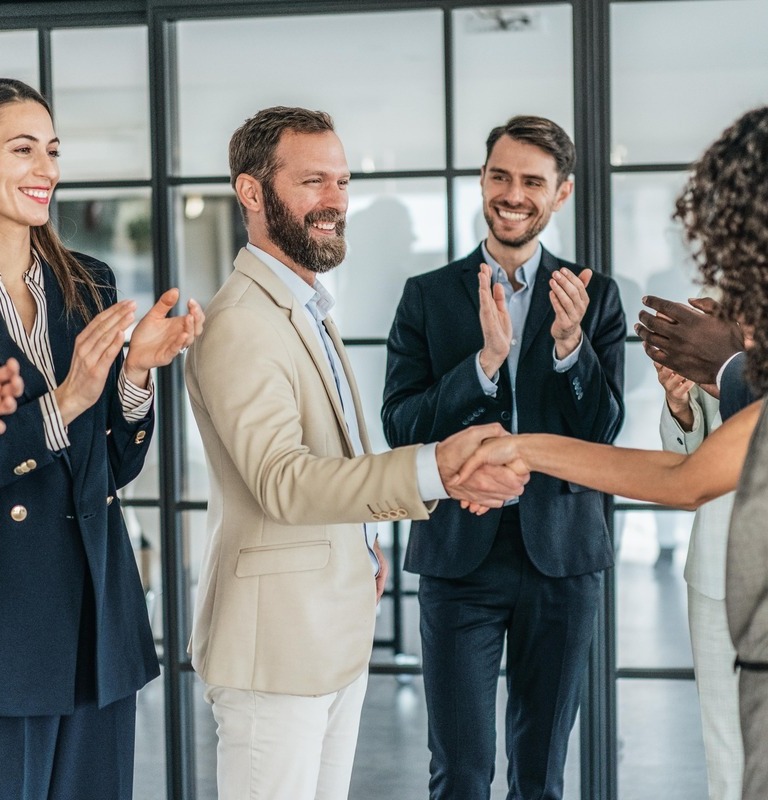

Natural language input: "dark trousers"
[419,506,602,800]
[0,566,138,800]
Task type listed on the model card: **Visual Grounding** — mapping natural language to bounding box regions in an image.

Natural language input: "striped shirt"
[0,253,153,451]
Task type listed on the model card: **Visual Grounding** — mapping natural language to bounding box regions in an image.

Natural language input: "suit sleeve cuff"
[40,392,70,451]
[416,442,450,501]
[475,352,499,396]
[119,367,154,422]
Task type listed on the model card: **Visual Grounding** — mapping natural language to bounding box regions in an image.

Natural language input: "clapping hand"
[124,288,204,388]
[0,358,24,433]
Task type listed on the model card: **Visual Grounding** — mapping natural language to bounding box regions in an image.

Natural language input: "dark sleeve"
[381,277,508,446]
[550,274,626,443]
[79,254,155,490]
[720,352,759,421]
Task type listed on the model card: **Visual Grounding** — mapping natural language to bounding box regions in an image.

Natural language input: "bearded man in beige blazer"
[185,106,527,800]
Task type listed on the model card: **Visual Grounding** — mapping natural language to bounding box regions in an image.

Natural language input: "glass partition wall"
[3,1,767,798]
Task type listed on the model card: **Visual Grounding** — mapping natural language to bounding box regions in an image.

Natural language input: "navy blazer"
[720,352,760,421]
[382,245,626,579]
[0,253,159,717]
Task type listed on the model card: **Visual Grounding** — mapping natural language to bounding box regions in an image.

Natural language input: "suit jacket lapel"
[323,314,371,453]
[234,248,356,455]
[519,247,557,363]
[40,258,78,388]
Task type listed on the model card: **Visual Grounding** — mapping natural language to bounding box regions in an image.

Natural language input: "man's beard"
[262,181,346,273]
[484,205,550,249]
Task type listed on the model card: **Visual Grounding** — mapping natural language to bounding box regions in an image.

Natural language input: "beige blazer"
[185,248,431,695]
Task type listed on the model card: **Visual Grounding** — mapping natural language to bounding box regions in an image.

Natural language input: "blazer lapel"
[234,249,356,455]
[519,247,557,363]
[323,314,371,453]
[40,258,78,388]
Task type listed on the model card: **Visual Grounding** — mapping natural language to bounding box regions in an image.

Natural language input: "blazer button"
[10,505,27,522]
[26,459,37,470]
[501,411,511,421]
[13,466,24,475]
[134,430,146,444]
[107,495,114,505]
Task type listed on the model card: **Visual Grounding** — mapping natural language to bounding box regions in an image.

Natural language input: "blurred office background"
[2,0,767,797]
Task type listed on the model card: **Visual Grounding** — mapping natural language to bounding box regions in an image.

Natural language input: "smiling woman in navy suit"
[0,78,204,800]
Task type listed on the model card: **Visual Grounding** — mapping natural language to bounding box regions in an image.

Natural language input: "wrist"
[479,349,503,379]
[123,358,150,389]
[554,332,581,359]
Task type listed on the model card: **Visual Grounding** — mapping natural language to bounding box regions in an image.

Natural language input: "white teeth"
[21,188,49,199]
[498,209,528,222]
[313,222,336,231]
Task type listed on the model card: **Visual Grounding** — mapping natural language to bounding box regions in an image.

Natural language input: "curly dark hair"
[674,106,768,393]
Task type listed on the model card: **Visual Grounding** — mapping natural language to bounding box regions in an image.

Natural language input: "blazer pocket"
[235,540,331,577]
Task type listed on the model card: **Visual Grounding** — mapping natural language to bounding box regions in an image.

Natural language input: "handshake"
[435,423,529,514]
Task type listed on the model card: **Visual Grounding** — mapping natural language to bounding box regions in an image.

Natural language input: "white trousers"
[204,670,368,800]
[687,585,743,800]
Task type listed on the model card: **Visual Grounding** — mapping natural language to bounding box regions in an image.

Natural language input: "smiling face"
[241,129,350,277]
[480,134,572,264]
[0,99,60,239]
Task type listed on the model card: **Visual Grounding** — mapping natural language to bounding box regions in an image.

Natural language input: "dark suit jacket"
[382,245,626,579]
[720,352,760,421]
[0,253,159,717]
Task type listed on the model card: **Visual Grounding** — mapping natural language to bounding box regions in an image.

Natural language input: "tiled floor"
[134,516,710,799]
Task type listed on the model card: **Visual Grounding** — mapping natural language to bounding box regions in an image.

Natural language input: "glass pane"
[616,509,694,669]
[615,341,670,505]
[134,667,166,800]
[177,186,243,309]
[453,4,574,169]
[454,175,576,263]
[618,680,706,799]
[612,172,698,324]
[51,26,150,180]
[0,30,39,86]
[54,188,155,317]
[176,10,445,176]
[334,178,448,339]
[611,0,768,165]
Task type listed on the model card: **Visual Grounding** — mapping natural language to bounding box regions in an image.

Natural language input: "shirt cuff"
[553,334,583,372]
[416,442,450,501]
[40,392,70,451]
[119,367,154,422]
[716,351,743,390]
[475,352,499,396]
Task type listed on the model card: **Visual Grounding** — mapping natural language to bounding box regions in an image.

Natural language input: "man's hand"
[373,538,389,604]
[635,296,743,385]
[478,263,513,379]
[0,357,23,434]
[654,363,695,431]
[436,423,530,512]
[550,268,591,358]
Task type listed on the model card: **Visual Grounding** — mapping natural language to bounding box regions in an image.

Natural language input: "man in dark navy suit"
[382,116,625,800]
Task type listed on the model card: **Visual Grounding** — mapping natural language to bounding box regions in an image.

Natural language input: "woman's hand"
[55,300,137,426]
[123,289,204,388]
[0,357,24,433]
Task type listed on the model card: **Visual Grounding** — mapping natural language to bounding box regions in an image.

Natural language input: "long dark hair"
[0,78,104,319]
[674,106,768,393]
